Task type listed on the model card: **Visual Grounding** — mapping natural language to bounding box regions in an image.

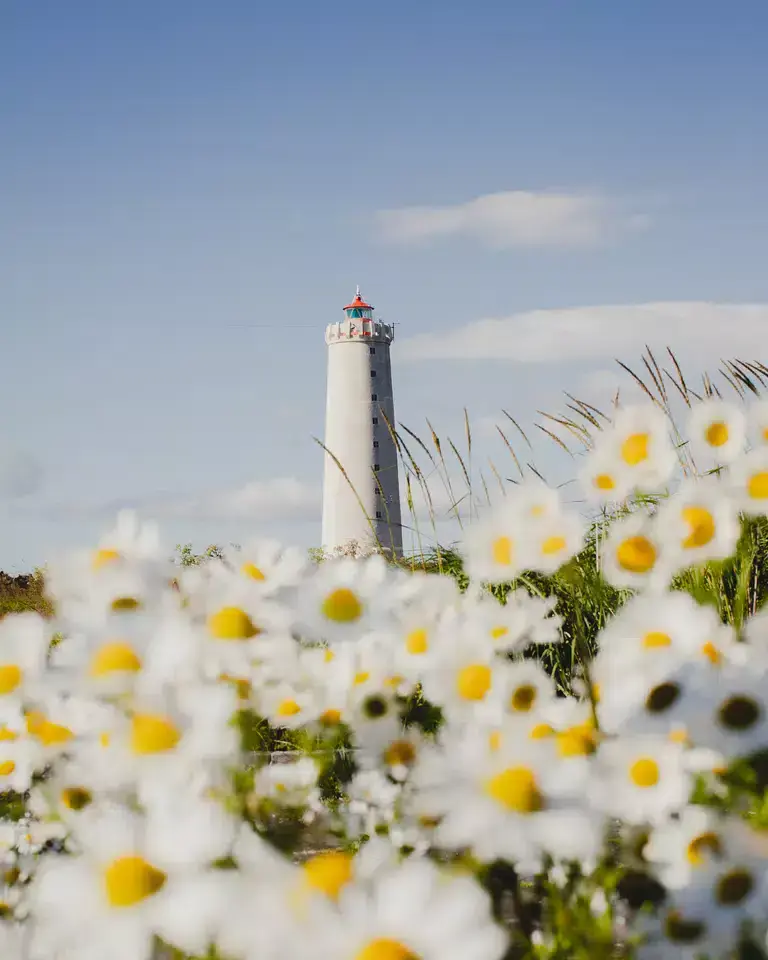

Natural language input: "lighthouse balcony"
[325,318,394,345]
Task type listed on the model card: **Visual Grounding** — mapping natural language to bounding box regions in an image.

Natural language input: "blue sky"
[3,0,768,568]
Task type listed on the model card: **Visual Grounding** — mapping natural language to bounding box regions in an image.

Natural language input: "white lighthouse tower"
[321,288,403,556]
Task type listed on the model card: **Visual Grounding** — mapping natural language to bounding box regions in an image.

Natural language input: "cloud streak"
[400,302,768,364]
[36,477,320,524]
[375,190,646,249]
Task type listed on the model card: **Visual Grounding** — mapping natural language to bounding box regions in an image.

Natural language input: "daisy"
[460,589,561,656]
[600,512,671,592]
[498,660,556,721]
[597,404,677,493]
[687,398,747,467]
[688,662,768,760]
[524,509,585,576]
[232,537,309,596]
[589,736,692,825]
[729,447,768,516]
[314,857,507,960]
[577,444,635,505]
[655,477,741,570]
[418,629,504,723]
[410,723,601,869]
[0,612,51,716]
[30,804,227,960]
[255,757,322,811]
[297,555,400,644]
[644,807,753,891]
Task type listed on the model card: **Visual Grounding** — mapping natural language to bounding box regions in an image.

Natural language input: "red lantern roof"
[343,286,373,311]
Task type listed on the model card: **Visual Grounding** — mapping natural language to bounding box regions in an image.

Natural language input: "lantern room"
[343,286,374,320]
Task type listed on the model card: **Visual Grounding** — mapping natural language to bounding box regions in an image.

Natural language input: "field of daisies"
[5,393,768,960]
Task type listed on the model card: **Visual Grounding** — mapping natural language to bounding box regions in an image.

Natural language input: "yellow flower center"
[0,727,18,742]
[302,851,353,901]
[705,421,729,448]
[61,786,93,811]
[594,473,615,491]
[557,723,597,757]
[701,641,722,666]
[241,562,266,581]
[0,762,15,777]
[748,472,768,500]
[529,723,555,740]
[682,506,715,548]
[686,831,722,866]
[616,535,656,574]
[456,664,492,701]
[320,709,342,726]
[130,714,181,754]
[645,682,681,714]
[277,699,301,717]
[541,535,567,556]
[491,536,513,566]
[485,766,543,813]
[0,666,22,696]
[35,721,74,747]
[208,606,260,640]
[321,588,363,623]
[488,730,502,751]
[92,548,121,570]
[111,597,141,612]
[629,757,659,788]
[509,684,537,712]
[324,649,335,662]
[89,642,142,677]
[354,671,370,686]
[405,628,429,655]
[356,939,419,960]
[621,432,649,466]
[642,631,672,649]
[490,626,508,640]
[384,739,416,767]
[104,856,167,908]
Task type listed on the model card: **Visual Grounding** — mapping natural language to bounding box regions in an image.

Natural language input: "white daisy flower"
[600,511,672,592]
[411,723,601,869]
[498,660,556,721]
[0,612,51,716]
[597,404,677,493]
[644,807,754,891]
[688,662,768,760]
[729,447,768,516]
[231,537,309,595]
[418,629,504,723]
[314,858,507,960]
[298,555,400,643]
[524,509,586,575]
[255,757,321,809]
[589,736,692,825]
[460,589,561,655]
[578,444,635,505]
[30,804,226,960]
[687,398,747,466]
[655,477,741,570]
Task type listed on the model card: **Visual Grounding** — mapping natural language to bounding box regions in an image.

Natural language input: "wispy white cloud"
[400,302,768,364]
[37,477,320,523]
[375,190,645,249]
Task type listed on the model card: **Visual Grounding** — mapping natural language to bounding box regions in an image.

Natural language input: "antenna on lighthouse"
[355,284,361,298]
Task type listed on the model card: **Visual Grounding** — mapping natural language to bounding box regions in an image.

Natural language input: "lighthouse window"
[375,511,382,519]
[370,370,376,378]
[372,417,378,424]
[371,394,377,401]
[373,440,379,448]
[374,464,380,472]
[369,347,375,355]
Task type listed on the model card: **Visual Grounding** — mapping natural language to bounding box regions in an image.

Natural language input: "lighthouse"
[321,288,403,556]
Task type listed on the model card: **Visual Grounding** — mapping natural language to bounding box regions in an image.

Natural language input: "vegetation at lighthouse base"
[5,352,768,958]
